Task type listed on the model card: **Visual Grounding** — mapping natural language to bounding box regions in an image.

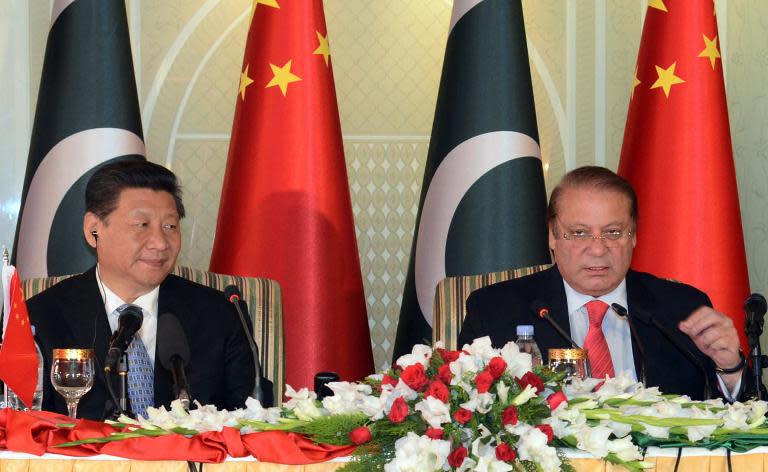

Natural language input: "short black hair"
[85,160,185,220]
[547,166,637,225]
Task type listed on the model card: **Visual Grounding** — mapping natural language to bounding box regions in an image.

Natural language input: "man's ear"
[83,212,101,249]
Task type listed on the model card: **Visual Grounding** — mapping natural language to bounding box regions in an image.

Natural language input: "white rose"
[414,396,451,428]
[499,342,533,378]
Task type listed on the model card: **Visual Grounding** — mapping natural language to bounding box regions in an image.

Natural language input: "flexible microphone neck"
[530,300,580,349]
[104,305,144,374]
[610,303,647,387]
[630,305,712,400]
[224,285,263,404]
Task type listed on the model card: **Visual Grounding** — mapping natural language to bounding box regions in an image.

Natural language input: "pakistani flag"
[392,0,550,359]
[12,0,145,278]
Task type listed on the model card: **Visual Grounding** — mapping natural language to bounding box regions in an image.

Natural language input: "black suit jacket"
[28,268,255,419]
[458,266,723,400]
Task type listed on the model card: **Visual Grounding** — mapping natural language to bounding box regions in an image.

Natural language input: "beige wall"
[4,0,767,372]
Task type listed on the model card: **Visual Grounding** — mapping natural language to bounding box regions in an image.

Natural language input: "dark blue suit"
[28,268,255,419]
[458,266,727,400]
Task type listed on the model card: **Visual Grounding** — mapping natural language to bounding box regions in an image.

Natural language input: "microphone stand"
[745,310,766,400]
[118,353,129,413]
[610,304,647,387]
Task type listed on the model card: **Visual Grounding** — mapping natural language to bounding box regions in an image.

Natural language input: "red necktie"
[584,300,615,379]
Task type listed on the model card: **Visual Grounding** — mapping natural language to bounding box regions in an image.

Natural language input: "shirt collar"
[563,278,628,314]
[96,265,160,318]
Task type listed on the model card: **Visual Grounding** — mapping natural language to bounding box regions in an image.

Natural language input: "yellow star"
[239,64,255,101]
[313,31,331,67]
[698,34,721,69]
[648,0,668,12]
[250,0,280,25]
[631,67,641,100]
[651,62,685,98]
[266,60,302,96]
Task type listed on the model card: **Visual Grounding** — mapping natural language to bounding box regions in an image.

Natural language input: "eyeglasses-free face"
[549,187,636,297]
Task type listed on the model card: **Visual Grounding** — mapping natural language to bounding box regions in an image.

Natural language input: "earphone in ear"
[90,230,98,241]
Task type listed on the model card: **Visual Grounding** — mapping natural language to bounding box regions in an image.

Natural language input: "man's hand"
[679,306,743,389]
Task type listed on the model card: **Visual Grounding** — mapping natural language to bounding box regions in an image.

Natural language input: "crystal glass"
[51,348,94,418]
[548,348,590,380]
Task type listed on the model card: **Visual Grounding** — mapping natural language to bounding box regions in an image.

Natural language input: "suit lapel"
[60,268,112,372]
[626,270,656,382]
[531,267,573,361]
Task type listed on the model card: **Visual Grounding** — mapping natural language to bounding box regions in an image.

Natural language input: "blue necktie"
[117,304,154,418]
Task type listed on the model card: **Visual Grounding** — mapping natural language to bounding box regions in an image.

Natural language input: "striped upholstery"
[432,264,552,350]
[22,266,285,405]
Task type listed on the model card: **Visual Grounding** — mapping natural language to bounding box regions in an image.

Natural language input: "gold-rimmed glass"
[548,348,591,380]
[51,348,94,419]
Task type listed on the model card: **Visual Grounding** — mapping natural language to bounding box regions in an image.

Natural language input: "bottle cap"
[516,325,534,336]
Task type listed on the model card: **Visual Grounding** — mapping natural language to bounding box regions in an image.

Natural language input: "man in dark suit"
[28,160,255,419]
[459,166,745,400]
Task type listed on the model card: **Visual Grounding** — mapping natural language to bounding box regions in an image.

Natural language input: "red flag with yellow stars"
[619,0,749,350]
[210,0,373,390]
[0,271,38,407]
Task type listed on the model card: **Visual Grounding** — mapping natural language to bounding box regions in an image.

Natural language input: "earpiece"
[91,230,99,241]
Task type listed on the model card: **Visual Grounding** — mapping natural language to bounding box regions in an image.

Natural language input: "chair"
[432,264,552,350]
[22,266,285,405]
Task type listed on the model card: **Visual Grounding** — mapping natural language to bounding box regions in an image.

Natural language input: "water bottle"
[4,326,44,410]
[515,325,543,368]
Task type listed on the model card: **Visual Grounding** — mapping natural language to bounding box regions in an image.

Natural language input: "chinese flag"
[210,0,373,389]
[0,271,38,407]
[619,1,749,350]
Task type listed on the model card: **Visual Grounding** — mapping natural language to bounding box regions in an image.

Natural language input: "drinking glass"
[548,348,590,380]
[51,348,94,418]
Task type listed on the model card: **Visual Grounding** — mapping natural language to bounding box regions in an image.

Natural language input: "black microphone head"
[116,304,144,332]
[224,284,242,303]
[745,293,768,316]
[611,303,629,318]
[530,300,550,319]
[157,313,191,370]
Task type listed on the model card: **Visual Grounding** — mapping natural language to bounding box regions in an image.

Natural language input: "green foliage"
[297,413,369,445]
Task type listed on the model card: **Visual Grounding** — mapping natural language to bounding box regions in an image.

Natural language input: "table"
[4,447,768,471]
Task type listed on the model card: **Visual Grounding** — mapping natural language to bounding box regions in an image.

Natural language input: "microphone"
[627,305,712,400]
[610,303,647,387]
[104,305,143,374]
[529,300,580,349]
[157,313,191,410]
[224,285,264,404]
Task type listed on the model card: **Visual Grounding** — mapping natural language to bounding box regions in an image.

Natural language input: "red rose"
[438,364,452,384]
[349,426,372,445]
[388,396,409,423]
[448,446,468,467]
[381,374,398,389]
[516,371,545,393]
[453,407,473,424]
[425,427,444,439]
[488,356,507,379]
[536,424,554,443]
[475,370,494,393]
[425,380,450,403]
[495,443,516,462]
[546,391,568,410]
[437,348,461,363]
[501,405,518,426]
[400,363,428,392]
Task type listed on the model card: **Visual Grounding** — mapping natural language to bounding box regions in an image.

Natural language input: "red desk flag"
[0,271,38,407]
[619,1,749,349]
[210,0,373,389]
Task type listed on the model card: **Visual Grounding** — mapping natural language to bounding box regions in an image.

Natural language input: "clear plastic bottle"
[4,326,44,410]
[515,325,543,368]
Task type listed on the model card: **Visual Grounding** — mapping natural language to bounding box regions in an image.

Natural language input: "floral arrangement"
[58,337,768,472]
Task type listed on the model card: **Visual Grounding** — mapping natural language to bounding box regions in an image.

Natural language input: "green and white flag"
[13,0,145,278]
[393,0,550,359]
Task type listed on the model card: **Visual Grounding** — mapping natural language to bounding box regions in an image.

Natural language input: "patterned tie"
[117,304,154,418]
[583,300,615,379]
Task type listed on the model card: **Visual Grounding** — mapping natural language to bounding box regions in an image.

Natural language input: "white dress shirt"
[96,266,159,362]
[563,279,637,381]
[562,278,740,400]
